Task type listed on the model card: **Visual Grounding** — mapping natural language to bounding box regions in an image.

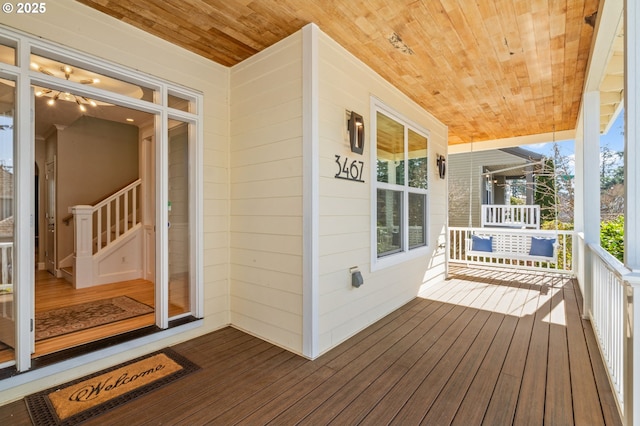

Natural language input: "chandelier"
[32,63,100,112]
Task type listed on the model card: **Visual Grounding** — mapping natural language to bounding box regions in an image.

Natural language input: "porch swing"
[464,134,560,267]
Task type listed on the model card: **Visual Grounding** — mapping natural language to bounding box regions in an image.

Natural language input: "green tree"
[600,146,624,190]
[601,215,624,262]
[534,158,557,222]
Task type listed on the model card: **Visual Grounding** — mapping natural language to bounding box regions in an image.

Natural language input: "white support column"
[625,0,640,271]
[302,23,319,359]
[581,91,601,320]
[624,0,640,423]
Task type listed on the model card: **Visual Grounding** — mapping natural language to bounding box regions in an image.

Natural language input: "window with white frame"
[375,109,428,258]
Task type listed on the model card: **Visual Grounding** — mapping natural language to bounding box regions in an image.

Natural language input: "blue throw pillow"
[529,237,556,257]
[471,235,493,252]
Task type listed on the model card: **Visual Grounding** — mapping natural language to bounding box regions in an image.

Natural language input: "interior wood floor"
[0,266,622,425]
[0,270,155,363]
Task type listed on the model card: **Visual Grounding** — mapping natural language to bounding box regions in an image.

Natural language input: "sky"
[0,115,12,170]
[525,110,625,158]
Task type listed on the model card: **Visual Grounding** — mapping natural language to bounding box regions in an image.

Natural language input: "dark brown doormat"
[25,348,199,425]
[35,296,154,341]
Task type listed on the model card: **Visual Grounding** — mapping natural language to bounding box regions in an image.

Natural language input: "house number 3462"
[334,155,365,183]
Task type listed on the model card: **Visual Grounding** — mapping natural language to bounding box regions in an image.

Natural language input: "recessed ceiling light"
[126,118,134,122]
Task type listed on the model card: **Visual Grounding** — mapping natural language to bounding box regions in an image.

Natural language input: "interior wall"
[229,32,304,354]
[316,30,449,354]
[55,116,138,263]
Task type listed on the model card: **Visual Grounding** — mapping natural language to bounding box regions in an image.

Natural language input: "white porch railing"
[481,204,540,229]
[448,226,573,274]
[0,242,12,286]
[587,243,630,420]
[0,242,13,321]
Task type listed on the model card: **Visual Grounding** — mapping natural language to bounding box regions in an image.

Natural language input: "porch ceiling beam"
[583,0,623,92]
[448,129,575,154]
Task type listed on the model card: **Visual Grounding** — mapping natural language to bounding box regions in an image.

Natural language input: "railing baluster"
[133,185,138,226]
[115,195,120,238]
[124,191,129,233]
[106,200,111,245]
[1,246,6,284]
[97,208,102,253]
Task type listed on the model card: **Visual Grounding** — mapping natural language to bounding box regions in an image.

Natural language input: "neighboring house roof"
[498,147,545,162]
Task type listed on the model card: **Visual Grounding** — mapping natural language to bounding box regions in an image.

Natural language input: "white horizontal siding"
[316,30,448,355]
[230,31,304,354]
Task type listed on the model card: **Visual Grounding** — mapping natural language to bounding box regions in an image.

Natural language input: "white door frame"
[2,26,203,372]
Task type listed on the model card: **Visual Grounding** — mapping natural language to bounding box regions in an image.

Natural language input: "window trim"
[370,98,430,271]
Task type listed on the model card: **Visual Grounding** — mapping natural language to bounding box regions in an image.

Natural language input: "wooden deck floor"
[0,266,622,425]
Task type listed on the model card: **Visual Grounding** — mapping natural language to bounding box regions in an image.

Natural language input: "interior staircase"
[69,179,144,289]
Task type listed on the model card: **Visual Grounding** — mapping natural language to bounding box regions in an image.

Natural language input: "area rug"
[25,348,199,425]
[35,296,154,341]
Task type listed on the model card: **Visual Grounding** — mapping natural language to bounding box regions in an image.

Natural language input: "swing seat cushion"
[529,237,556,257]
[471,235,493,252]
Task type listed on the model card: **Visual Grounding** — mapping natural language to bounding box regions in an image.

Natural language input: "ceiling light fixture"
[32,62,100,112]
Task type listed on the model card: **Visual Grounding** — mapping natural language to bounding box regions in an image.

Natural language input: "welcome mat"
[25,348,199,425]
[35,296,154,341]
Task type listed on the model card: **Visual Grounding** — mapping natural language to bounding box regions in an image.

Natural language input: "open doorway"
[29,70,157,358]
[0,36,202,369]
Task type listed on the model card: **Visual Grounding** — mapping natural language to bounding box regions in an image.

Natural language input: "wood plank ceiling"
[76,0,600,145]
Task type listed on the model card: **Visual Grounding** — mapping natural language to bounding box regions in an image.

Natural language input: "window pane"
[0,43,15,66]
[408,129,428,189]
[168,120,190,317]
[0,78,14,362]
[376,112,404,185]
[168,93,194,113]
[409,193,426,248]
[33,83,155,134]
[377,189,402,256]
[30,54,155,102]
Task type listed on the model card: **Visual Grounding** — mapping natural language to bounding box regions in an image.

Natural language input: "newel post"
[71,205,93,289]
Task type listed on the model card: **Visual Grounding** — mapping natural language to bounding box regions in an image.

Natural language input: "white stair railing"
[92,179,141,255]
[72,179,141,286]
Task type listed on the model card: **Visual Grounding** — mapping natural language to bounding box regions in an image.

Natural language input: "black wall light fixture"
[437,154,446,179]
[347,110,365,154]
